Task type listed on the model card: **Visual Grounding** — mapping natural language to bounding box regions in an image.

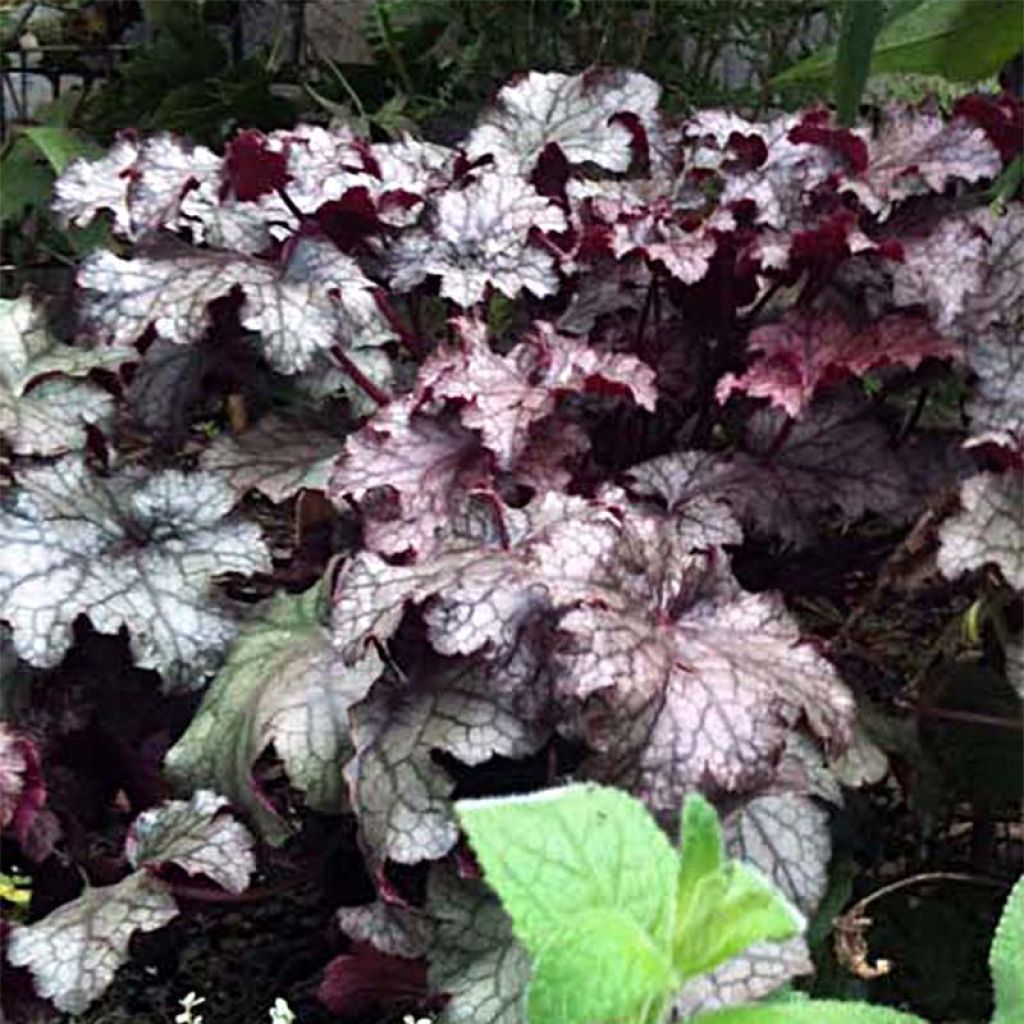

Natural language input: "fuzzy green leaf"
[673,800,804,980]
[690,998,930,1024]
[456,784,678,956]
[527,908,674,1024]
[991,876,1024,1024]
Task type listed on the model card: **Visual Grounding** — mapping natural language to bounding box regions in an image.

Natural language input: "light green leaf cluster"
[456,785,802,1024]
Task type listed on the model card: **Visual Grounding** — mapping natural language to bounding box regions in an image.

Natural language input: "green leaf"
[164,583,381,844]
[455,785,679,956]
[526,908,674,1024]
[690,998,930,1024]
[0,139,53,225]
[457,785,681,1024]
[991,876,1024,1024]
[673,795,803,981]
[776,0,1023,87]
[834,0,884,125]
[21,126,102,175]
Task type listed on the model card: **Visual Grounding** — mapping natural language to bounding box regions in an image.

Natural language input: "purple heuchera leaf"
[568,567,853,817]
[428,317,656,467]
[331,317,654,558]
[332,490,852,829]
[224,129,291,202]
[330,395,485,559]
[318,943,429,1016]
[344,658,548,863]
[717,309,961,418]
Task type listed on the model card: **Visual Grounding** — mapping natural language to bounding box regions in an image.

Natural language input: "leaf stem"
[275,186,306,225]
[330,345,391,406]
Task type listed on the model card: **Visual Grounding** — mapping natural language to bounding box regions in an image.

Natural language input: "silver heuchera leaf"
[79,237,395,377]
[467,69,660,174]
[165,587,382,844]
[427,866,530,1024]
[957,204,1024,337]
[51,135,139,235]
[892,211,991,332]
[329,396,483,559]
[0,294,124,455]
[673,793,829,1017]
[672,937,814,1018]
[683,109,841,228]
[961,207,1024,439]
[937,470,1024,590]
[128,133,223,236]
[575,579,853,819]
[5,872,178,1014]
[336,899,436,959]
[369,135,458,226]
[201,415,342,502]
[622,452,743,551]
[725,794,831,913]
[345,659,548,863]
[6,791,255,1014]
[53,134,223,240]
[389,171,567,307]
[968,326,1024,439]
[428,318,656,469]
[125,789,256,895]
[845,105,1001,218]
[0,459,270,688]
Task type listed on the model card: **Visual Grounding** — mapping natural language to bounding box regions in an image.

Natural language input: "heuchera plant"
[0,68,1021,1019]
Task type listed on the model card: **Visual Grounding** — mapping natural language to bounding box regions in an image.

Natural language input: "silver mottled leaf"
[0,294,123,455]
[345,659,548,863]
[5,872,178,1014]
[125,789,256,895]
[336,899,435,958]
[0,459,270,687]
[79,237,394,377]
[938,470,1024,590]
[846,105,1001,218]
[201,415,341,502]
[467,69,660,175]
[389,171,566,307]
[427,866,530,1024]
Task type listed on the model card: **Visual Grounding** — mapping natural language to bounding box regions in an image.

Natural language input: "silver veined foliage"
[0,458,270,688]
[6,791,254,1014]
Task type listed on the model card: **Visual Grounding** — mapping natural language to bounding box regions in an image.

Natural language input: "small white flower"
[269,997,296,1024]
[402,1016,434,1024]
[175,991,206,1024]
